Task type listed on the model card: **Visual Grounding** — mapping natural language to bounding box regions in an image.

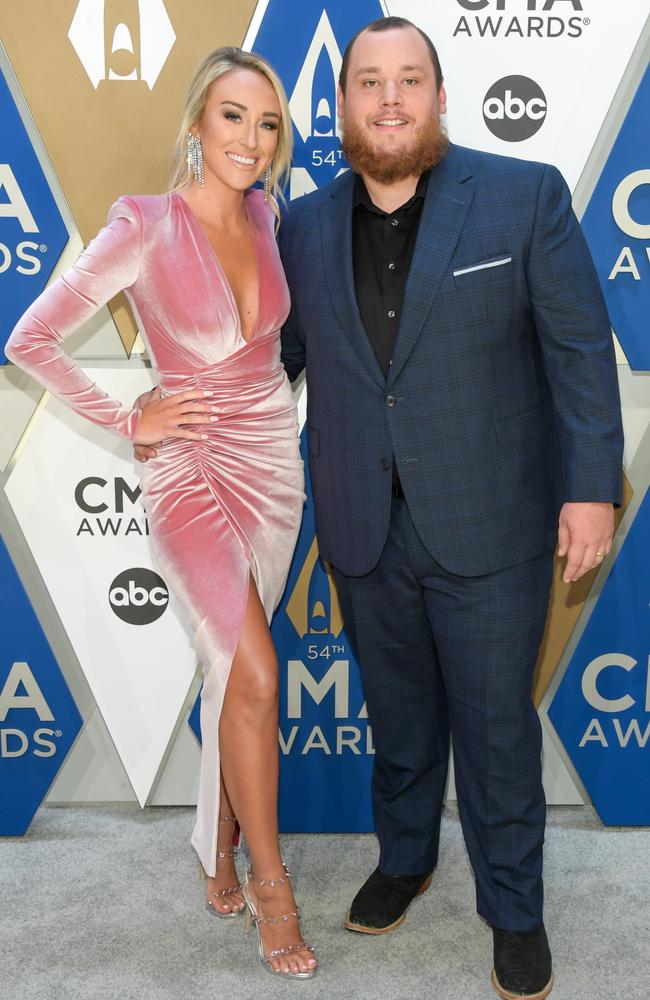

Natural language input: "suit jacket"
[280,143,623,578]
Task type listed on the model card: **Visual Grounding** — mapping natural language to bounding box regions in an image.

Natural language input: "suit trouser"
[331,496,554,931]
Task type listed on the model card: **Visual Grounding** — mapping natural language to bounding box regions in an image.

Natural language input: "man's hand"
[557,502,614,583]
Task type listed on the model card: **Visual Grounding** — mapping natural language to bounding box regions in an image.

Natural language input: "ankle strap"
[251,905,301,926]
[209,882,242,900]
[269,942,314,959]
[247,862,291,887]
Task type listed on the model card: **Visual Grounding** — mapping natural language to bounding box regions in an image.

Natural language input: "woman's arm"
[5,197,144,439]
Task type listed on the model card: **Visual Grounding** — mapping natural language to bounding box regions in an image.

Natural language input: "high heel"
[242,863,318,980]
[199,815,245,919]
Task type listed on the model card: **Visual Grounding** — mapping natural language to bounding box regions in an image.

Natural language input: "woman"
[5,47,318,980]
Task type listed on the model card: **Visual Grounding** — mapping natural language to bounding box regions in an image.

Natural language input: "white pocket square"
[453,256,512,277]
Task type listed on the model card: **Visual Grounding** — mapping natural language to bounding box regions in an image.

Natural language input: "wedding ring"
[595,551,605,558]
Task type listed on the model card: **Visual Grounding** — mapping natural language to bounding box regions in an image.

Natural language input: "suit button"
[380,457,391,471]
[386,395,396,407]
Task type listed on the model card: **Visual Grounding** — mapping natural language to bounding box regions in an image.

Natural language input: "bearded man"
[279,15,622,1000]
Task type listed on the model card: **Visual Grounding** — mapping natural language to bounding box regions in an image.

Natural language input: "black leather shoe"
[492,924,553,999]
[344,867,433,934]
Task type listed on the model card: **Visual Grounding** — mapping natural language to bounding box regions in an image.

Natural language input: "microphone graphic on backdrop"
[68,0,175,91]
[103,0,141,82]
[311,45,336,139]
[307,555,331,634]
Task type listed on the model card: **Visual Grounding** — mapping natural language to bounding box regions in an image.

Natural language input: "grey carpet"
[1,805,648,1000]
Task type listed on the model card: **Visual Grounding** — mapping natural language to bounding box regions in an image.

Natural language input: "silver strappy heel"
[198,815,245,918]
[242,863,318,979]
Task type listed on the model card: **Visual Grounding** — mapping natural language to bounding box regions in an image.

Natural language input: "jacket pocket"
[453,255,512,279]
[494,402,547,447]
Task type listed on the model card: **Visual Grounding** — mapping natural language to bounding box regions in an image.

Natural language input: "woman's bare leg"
[219,574,318,975]
[203,775,245,914]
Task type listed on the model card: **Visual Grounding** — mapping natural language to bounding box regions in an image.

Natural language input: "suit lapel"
[320,175,385,387]
[388,150,475,386]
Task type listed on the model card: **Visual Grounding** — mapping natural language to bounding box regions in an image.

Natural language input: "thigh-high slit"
[142,427,303,875]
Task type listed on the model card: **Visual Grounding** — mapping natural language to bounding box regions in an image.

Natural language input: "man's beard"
[341,113,449,185]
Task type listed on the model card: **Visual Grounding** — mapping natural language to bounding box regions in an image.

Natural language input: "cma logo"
[287,10,347,197]
[281,658,373,757]
[290,10,340,145]
[68,0,175,90]
[454,0,587,38]
[456,1,583,8]
[285,539,344,639]
[579,654,650,749]
[0,661,61,758]
[483,77,547,142]
[75,475,149,538]
[0,165,46,277]
[76,475,141,512]
[608,170,650,281]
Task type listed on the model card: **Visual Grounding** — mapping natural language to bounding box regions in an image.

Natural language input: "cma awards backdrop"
[0,1,649,836]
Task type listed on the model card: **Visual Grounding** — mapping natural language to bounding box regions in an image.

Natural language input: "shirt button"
[388,262,396,270]
[391,219,399,227]
[387,310,396,319]
[380,457,391,471]
[386,395,396,407]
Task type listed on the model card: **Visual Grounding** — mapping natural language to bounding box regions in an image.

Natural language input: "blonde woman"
[5,48,317,979]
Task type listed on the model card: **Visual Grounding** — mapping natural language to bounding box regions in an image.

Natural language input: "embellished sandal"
[198,815,245,918]
[242,863,318,979]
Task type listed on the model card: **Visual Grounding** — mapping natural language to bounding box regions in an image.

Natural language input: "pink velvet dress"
[5,189,305,875]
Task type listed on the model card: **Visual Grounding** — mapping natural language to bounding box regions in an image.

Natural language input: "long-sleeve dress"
[5,188,305,875]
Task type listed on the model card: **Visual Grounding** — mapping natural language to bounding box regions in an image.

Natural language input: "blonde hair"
[170,47,293,224]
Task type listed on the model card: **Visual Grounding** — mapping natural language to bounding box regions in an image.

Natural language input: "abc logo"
[109,568,168,625]
[483,76,547,142]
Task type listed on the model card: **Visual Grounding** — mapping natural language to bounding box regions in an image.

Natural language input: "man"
[137,17,622,999]
[278,16,621,1000]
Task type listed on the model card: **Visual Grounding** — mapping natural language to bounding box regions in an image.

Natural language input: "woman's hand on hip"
[133,387,217,447]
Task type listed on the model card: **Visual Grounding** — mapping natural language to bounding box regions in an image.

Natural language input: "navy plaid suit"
[280,144,623,929]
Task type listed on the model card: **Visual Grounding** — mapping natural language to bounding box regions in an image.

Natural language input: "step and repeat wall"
[1,1,649,836]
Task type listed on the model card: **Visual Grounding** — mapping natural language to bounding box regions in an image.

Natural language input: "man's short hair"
[339,16,444,95]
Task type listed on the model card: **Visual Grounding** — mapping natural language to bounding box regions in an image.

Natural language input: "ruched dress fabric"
[5,189,305,876]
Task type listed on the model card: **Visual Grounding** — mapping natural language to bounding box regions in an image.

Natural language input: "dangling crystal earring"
[263,165,272,203]
[186,132,205,188]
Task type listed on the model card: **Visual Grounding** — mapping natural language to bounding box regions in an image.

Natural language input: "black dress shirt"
[352,170,429,378]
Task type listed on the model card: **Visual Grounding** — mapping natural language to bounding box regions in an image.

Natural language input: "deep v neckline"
[175,190,261,345]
